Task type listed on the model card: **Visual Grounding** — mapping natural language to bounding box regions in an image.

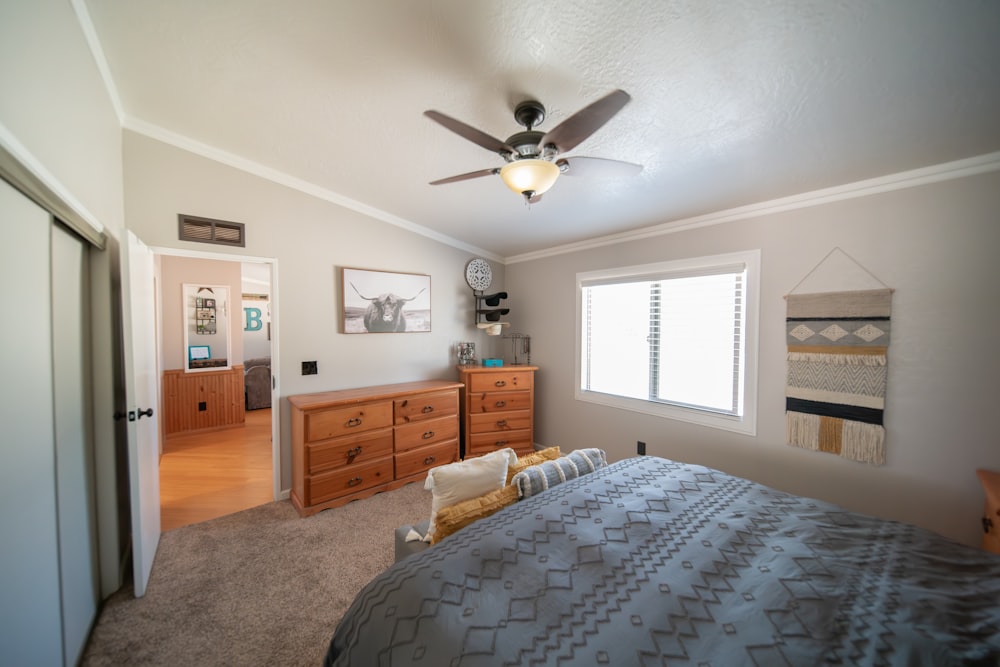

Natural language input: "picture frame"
[188,345,211,361]
[342,267,431,333]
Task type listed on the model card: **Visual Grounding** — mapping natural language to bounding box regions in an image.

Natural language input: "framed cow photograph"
[341,267,431,333]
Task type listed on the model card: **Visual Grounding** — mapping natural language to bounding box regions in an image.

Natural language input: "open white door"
[120,230,160,597]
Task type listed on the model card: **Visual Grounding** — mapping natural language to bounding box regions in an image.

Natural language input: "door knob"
[137,408,154,419]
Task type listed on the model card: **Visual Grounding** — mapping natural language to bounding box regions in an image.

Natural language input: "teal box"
[482,358,503,367]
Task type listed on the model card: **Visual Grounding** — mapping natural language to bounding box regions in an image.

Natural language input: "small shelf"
[476,308,510,321]
[473,290,510,333]
[480,291,508,306]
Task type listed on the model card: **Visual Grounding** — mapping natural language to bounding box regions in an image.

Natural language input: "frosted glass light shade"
[499,159,560,196]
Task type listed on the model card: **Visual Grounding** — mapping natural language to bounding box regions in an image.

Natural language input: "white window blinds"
[577,251,758,435]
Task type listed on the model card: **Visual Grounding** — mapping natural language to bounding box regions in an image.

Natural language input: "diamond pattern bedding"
[325,456,1000,666]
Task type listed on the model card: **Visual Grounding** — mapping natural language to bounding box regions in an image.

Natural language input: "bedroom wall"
[0,0,124,235]
[121,130,506,492]
[505,169,1000,547]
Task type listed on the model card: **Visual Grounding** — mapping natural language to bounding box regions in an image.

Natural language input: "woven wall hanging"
[785,251,892,465]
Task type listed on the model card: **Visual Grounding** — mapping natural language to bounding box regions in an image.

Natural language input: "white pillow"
[423,448,517,541]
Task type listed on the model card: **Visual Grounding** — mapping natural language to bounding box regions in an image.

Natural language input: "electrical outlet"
[198,401,207,412]
[302,361,318,375]
[637,440,646,456]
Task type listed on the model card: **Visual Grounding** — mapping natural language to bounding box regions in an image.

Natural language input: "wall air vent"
[178,214,245,247]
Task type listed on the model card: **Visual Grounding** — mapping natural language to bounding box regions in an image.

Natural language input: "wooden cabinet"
[977,468,1000,555]
[458,365,538,458]
[289,380,462,516]
[162,366,246,435]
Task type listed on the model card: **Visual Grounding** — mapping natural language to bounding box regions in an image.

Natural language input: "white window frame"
[575,249,760,436]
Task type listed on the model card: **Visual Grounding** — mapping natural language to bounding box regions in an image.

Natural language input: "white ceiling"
[82,0,1000,260]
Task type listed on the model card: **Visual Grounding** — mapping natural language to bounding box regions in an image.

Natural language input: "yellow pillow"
[505,446,561,485]
[432,484,519,544]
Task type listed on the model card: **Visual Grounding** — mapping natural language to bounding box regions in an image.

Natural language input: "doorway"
[153,248,279,530]
[159,407,273,530]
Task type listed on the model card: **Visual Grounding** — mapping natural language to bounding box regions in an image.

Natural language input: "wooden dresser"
[289,380,462,516]
[977,468,1000,554]
[457,365,538,458]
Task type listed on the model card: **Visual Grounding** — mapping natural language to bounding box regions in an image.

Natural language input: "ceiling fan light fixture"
[499,158,560,198]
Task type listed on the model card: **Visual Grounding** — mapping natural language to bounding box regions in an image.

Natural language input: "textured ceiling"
[82,0,1000,260]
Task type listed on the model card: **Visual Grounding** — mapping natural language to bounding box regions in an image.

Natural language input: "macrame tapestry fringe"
[785,286,892,465]
[786,411,885,465]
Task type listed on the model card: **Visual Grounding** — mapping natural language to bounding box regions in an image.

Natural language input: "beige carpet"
[82,482,431,666]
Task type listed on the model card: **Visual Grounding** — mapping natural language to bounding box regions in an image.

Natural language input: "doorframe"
[150,245,281,501]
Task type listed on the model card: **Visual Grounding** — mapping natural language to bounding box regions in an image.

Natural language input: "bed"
[325,456,1000,665]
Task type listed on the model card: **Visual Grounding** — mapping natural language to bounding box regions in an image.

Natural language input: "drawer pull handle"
[496,419,508,427]
[495,380,507,387]
[495,400,506,408]
[346,417,363,427]
[422,430,435,439]
[346,446,362,461]
[347,476,363,487]
[984,517,994,534]
[495,440,508,447]
[422,405,434,413]
[423,456,436,465]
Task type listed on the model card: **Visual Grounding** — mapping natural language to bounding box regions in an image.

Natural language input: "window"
[576,250,759,435]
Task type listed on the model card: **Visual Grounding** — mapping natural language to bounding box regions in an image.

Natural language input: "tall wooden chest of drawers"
[978,468,1000,554]
[289,380,462,516]
[457,365,538,458]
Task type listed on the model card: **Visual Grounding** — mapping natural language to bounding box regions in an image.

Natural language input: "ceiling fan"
[424,89,643,204]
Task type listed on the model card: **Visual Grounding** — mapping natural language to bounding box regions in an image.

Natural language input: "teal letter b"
[244,307,262,331]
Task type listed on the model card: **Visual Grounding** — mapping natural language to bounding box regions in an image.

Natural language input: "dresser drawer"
[304,401,392,442]
[305,457,393,505]
[394,390,457,424]
[470,409,532,434]
[305,427,394,475]
[395,414,459,453]
[395,441,459,479]
[468,428,533,455]
[468,390,532,414]
[468,371,534,393]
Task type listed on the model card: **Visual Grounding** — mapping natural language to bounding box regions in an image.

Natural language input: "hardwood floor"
[160,407,273,531]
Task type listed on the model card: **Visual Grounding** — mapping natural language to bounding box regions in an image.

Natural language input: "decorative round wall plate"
[465,257,492,291]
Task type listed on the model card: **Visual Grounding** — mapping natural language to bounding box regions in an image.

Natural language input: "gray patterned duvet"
[325,456,1000,666]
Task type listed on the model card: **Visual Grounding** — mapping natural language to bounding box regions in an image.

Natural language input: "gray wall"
[505,170,1000,547]
[0,0,123,233]
[2,0,126,606]
[122,131,506,491]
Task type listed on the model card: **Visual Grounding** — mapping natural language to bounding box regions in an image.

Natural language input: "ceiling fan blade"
[557,156,643,177]
[424,110,515,155]
[429,168,499,185]
[540,89,632,154]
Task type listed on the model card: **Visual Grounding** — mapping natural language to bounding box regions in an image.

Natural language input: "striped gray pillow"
[511,448,607,499]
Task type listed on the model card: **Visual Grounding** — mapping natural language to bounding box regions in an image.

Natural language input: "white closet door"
[52,222,99,665]
[0,179,63,664]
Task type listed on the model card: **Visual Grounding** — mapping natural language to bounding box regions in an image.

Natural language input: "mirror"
[183,284,231,372]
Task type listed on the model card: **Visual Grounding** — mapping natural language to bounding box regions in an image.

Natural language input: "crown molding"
[123,117,502,263]
[72,0,125,124]
[504,151,1000,264]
